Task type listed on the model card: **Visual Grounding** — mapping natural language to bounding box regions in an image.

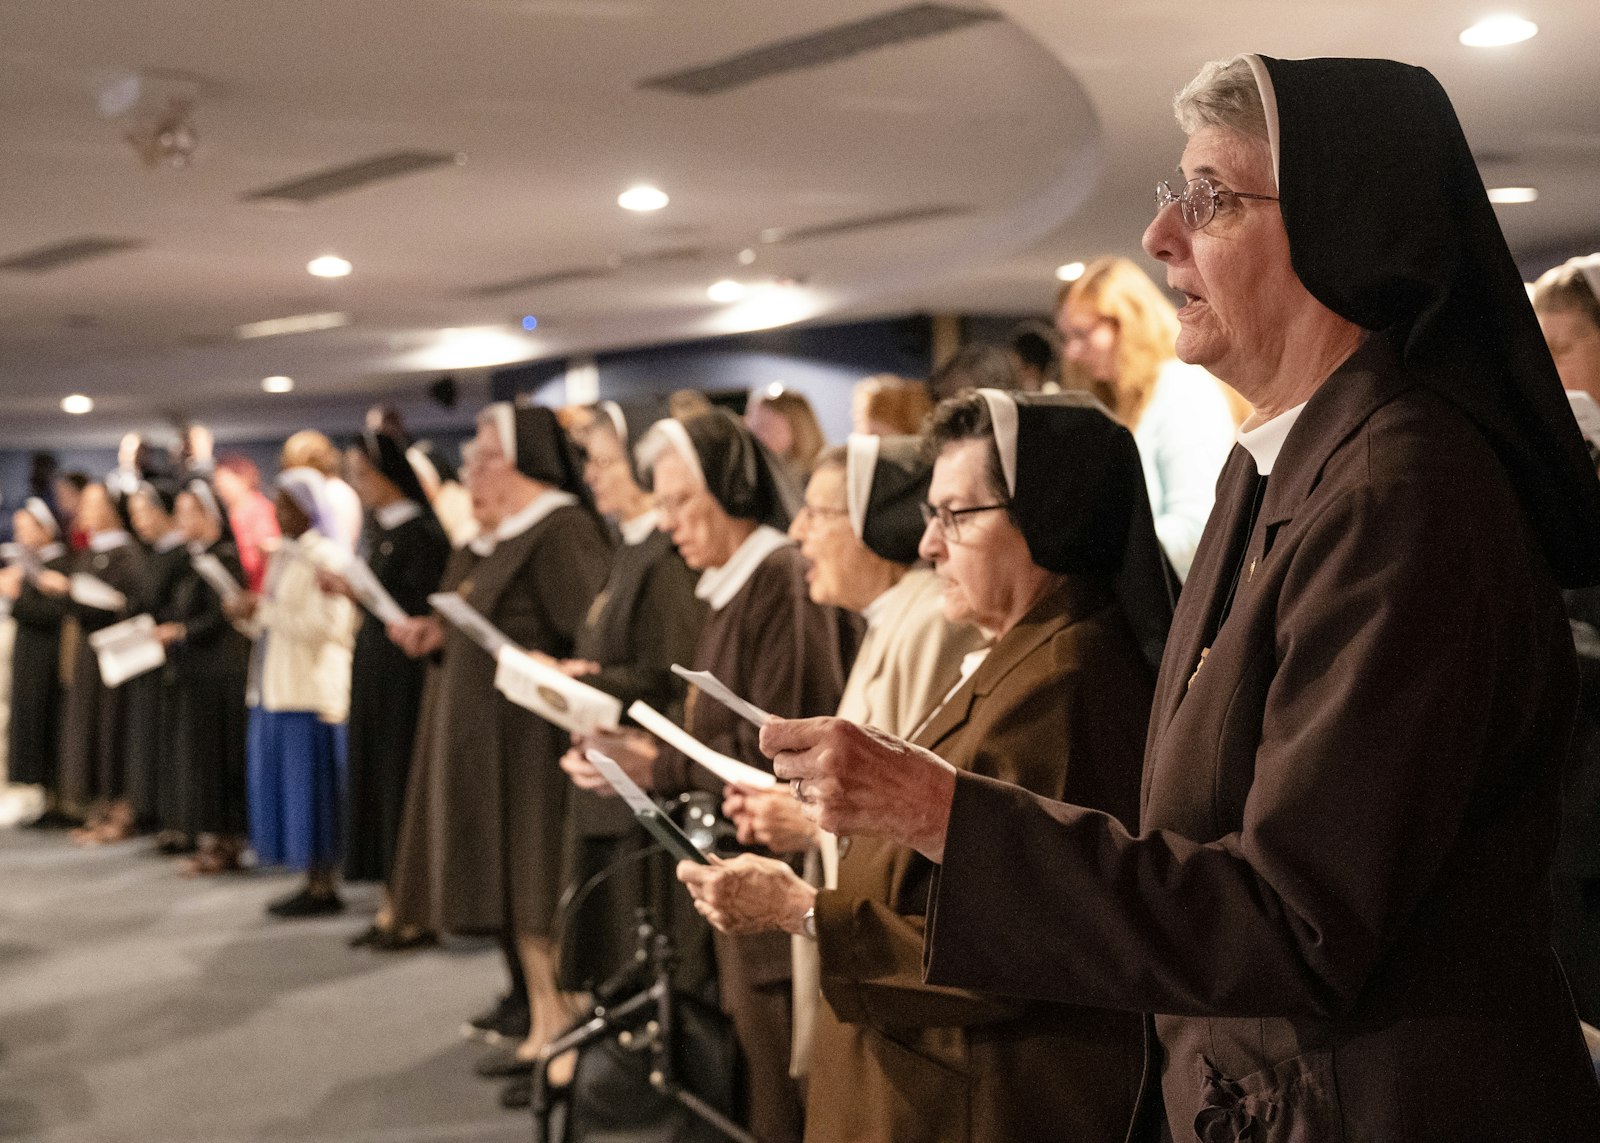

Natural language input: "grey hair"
[1174,56,1269,143]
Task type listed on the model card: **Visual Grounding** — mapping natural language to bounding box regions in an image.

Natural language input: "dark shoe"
[154,830,195,856]
[463,994,530,1043]
[369,928,439,953]
[267,889,345,918]
[348,923,387,948]
[476,1045,535,1079]
[499,1073,532,1110]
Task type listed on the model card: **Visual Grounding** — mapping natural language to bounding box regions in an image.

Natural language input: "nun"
[763,55,1600,1138]
[126,478,199,849]
[386,402,611,1085]
[337,430,451,947]
[1,499,72,812]
[48,482,149,842]
[228,466,357,916]
[567,409,859,1143]
[551,404,707,999]
[682,392,1169,1142]
[168,479,252,874]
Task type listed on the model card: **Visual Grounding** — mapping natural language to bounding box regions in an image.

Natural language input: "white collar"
[1237,401,1307,475]
[155,529,188,553]
[90,529,131,553]
[471,489,577,555]
[695,525,791,611]
[376,500,423,530]
[620,509,661,547]
[37,542,66,563]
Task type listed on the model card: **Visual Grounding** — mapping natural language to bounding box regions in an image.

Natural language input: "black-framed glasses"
[919,500,1010,543]
[1155,174,1278,230]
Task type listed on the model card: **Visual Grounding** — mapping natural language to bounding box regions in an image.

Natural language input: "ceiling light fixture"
[707,279,746,303]
[61,394,94,415]
[618,184,669,212]
[307,255,353,278]
[1055,261,1086,282]
[521,315,540,331]
[1486,186,1539,203]
[235,311,351,340]
[1459,15,1538,46]
[261,375,295,393]
[738,248,757,266]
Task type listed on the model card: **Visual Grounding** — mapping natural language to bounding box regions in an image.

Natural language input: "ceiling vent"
[639,3,1002,96]
[760,204,970,245]
[468,265,615,298]
[0,237,144,274]
[241,150,461,206]
[617,244,709,266]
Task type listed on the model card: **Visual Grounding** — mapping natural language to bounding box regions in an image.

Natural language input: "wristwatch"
[801,905,818,941]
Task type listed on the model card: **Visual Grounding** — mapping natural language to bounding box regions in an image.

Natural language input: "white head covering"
[844,434,880,540]
[275,466,345,546]
[636,418,707,489]
[23,497,59,539]
[975,389,1021,496]
[1567,253,1600,305]
[488,402,517,466]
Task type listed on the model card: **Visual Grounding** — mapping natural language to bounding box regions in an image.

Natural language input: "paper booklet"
[189,551,243,604]
[495,647,623,736]
[89,614,166,688]
[627,701,777,790]
[338,555,409,626]
[585,749,710,865]
[1,542,45,581]
[68,573,128,612]
[428,592,510,659]
[671,665,774,728]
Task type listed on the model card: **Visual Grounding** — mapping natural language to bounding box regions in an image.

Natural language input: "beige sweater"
[249,538,356,723]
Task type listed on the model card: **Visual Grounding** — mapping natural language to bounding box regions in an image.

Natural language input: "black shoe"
[267,889,345,918]
[24,807,80,830]
[154,831,196,856]
[476,1045,536,1079]
[463,994,530,1043]
[499,1073,532,1110]
[348,923,386,948]
[370,928,439,953]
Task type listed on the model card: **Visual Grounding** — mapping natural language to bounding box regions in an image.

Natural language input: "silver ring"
[791,778,806,802]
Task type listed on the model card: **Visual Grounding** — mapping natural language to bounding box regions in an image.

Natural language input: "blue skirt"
[247,709,347,871]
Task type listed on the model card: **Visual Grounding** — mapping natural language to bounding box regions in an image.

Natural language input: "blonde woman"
[1057,255,1238,578]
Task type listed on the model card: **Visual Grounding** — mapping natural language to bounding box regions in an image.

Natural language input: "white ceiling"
[2,0,1597,447]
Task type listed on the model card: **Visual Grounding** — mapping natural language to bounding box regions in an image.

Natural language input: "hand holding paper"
[429,592,510,658]
[494,646,622,735]
[628,701,777,790]
[671,665,774,728]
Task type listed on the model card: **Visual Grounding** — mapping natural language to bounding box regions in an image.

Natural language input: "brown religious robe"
[653,530,861,1143]
[389,497,611,937]
[923,334,1600,1141]
[805,577,1149,1143]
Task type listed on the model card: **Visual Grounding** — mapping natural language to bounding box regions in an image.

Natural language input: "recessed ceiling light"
[1055,261,1086,282]
[708,279,746,303]
[236,311,351,339]
[262,375,295,393]
[1487,186,1539,203]
[738,247,757,266]
[307,255,353,278]
[1460,15,1538,46]
[61,394,93,415]
[618,184,669,212]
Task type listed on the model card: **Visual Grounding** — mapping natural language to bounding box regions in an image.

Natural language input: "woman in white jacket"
[228,466,356,917]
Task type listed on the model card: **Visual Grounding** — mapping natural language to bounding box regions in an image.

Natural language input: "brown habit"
[924,336,1600,1141]
[806,578,1149,1143]
[389,503,610,937]
[653,542,860,1143]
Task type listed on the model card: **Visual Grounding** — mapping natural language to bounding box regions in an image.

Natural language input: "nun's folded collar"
[695,524,792,611]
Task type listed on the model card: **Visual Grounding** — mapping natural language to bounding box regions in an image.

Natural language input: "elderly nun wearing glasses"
[681,391,1171,1143]
[759,55,1600,1140]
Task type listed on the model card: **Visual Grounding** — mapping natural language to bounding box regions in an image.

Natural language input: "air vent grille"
[760,204,969,245]
[241,150,461,205]
[469,266,614,298]
[640,4,1001,96]
[0,237,144,274]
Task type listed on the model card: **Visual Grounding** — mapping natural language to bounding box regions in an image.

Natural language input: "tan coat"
[805,578,1151,1143]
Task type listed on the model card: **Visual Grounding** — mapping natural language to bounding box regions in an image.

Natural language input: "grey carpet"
[0,828,533,1143]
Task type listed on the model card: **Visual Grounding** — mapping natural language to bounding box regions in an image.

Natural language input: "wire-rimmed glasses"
[1155,174,1279,229]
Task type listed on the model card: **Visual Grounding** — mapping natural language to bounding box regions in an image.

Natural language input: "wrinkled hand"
[677,854,816,937]
[560,728,659,796]
[152,622,186,647]
[559,658,601,678]
[314,569,353,600]
[387,616,444,658]
[723,784,817,854]
[224,592,260,622]
[761,717,958,863]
